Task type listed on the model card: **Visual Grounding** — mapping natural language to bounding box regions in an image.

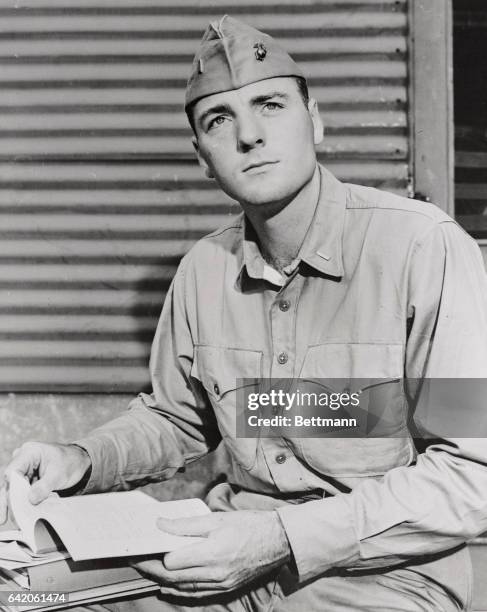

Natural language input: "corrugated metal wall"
[0,0,410,392]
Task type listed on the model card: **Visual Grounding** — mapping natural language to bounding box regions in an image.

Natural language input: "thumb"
[156,513,217,537]
[29,473,57,505]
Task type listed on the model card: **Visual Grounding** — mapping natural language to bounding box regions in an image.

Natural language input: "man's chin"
[235,193,286,208]
[226,183,294,209]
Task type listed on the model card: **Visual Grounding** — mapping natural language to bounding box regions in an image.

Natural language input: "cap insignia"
[253,42,267,61]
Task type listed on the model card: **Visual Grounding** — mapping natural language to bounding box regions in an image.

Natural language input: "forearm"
[277,441,487,582]
[74,394,209,493]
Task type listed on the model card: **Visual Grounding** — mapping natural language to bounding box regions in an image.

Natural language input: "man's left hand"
[132,510,291,598]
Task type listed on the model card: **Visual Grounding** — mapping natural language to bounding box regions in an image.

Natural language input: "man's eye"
[263,101,283,111]
[208,115,228,130]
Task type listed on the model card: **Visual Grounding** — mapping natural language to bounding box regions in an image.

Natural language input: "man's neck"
[243,165,321,273]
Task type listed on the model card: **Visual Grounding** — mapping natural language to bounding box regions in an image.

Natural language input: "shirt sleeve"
[277,220,487,582]
[74,254,221,493]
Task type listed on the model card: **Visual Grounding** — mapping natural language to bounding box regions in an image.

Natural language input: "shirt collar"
[235,164,347,289]
[299,164,346,278]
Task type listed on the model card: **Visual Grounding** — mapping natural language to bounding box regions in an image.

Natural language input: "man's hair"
[186,76,310,134]
[294,75,310,107]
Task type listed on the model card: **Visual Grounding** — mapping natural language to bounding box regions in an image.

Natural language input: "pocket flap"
[300,343,404,379]
[192,345,263,399]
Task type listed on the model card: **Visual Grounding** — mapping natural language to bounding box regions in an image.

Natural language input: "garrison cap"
[185,15,305,109]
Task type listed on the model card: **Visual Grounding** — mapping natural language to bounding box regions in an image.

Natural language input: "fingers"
[5,447,39,483]
[156,514,230,572]
[28,469,59,505]
[4,443,57,505]
[133,538,216,573]
[132,558,226,593]
[133,559,216,584]
[163,540,219,571]
[158,585,227,598]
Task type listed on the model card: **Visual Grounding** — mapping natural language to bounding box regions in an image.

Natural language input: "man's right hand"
[0,442,92,524]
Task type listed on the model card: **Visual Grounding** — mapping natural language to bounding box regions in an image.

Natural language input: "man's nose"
[236,111,264,151]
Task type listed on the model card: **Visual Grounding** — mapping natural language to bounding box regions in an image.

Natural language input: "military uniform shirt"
[76,165,487,597]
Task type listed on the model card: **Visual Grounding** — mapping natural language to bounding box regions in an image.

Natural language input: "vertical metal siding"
[0,0,410,391]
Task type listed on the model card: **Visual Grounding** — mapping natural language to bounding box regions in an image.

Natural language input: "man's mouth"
[242,160,279,173]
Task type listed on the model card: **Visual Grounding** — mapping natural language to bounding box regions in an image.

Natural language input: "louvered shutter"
[0,0,410,392]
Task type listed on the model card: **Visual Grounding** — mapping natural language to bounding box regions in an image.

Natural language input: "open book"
[0,472,209,562]
[0,473,210,611]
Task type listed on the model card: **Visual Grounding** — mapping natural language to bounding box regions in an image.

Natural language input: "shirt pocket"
[296,342,414,478]
[192,345,263,471]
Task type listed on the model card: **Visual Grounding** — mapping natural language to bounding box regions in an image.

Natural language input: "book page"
[0,544,68,571]
[5,473,38,551]
[0,543,37,565]
[7,474,59,555]
[6,472,209,562]
[0,531,25,546]
[36,492,209,561]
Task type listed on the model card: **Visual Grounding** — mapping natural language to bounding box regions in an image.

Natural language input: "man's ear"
[308,98,324,146]
[192,137,214,179]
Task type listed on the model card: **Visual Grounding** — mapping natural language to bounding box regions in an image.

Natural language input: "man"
[2,15,487,612]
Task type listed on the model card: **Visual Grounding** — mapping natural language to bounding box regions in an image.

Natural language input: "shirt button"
[275,453,286,464]
[213,383,220,395]
[277,352,288,365]
[279,300,290,312]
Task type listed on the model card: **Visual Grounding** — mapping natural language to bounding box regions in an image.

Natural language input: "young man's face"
[191,77,323,209]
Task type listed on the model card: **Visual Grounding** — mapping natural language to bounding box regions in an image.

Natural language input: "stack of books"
[0,473,209,611]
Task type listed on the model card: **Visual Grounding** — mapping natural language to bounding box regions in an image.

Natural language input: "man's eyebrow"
[250,92,289,105]
[197,103,232,127]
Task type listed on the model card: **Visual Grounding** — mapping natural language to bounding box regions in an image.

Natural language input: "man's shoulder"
[201,212,245,241]
[181,212,244,270]
[345,183,454,229]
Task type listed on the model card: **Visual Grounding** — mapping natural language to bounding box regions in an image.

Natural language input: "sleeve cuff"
[276,495,359,582]
[71,435,120,494]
